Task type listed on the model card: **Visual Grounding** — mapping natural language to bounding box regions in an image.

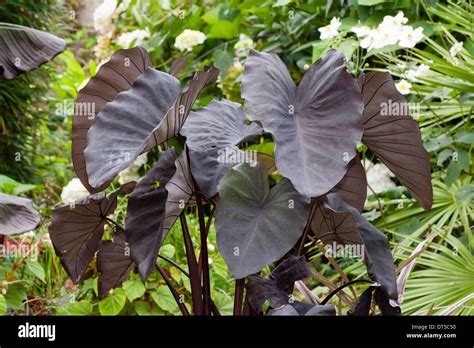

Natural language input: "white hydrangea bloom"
[318,17,341,40]
[118,153,148,185]
[359,29,381,51]
[116,0,130,13]
[116,28,150,48]
[61,178,89,205]
[174,29,206,51]
[398,26,424,48]
[449,41,463,58]
[93,0,117,34]
[395,79,412,95]
[363,160,395,195]
[234,34,254,57]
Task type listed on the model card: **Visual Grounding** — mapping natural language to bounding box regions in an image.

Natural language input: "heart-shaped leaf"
[181,99,262,198]
[332,156,367,212]
[0,23,66,79]
[84,65,218,189]
[0,193,40,235]
[323,192,398,300]
[97,229,135,299]
[358,71,432,210]
[215,163,310,279]
[242,49,363,197]
[73,47,152,193]
[126,148,193,280]
[49,183,134,283]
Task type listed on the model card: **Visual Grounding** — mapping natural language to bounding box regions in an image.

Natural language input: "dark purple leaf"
[215,163,310,279]
[73,47,152,193]
[0,23,66,79]
[181,99,262,198]
[349,286,374,316]
[247,256,310,311]
[358,71,432,210]
[0,193,40,235]
[241,49,363,197]
[125,148,193,280]
[332,155,367,212]
[324,192,398,301]
[311,198,362,245]
[49,183,134,283]
[97,228,134,299]
[84,66,218,189]
[169,51,190,78]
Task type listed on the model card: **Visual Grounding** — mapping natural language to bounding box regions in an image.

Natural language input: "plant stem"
[180,212,204,315]
[155,263,190,316]
[296,197,318,256]
[233,278,245,316]
[195,193,211,315]
[198,204,216,275]
[320,279,372,305]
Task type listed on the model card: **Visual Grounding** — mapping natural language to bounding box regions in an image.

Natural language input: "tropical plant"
[45,40,436,316]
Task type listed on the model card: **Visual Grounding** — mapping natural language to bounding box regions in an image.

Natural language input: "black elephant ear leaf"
[0,193,40,235]
[374,288,401,315]
[324,192,398,301]
[84,66,218,189]
[49,184,130,283]
[162,148,194,236]
[267,305,300,316]
[349,286,374,316]
[0,23,66,79]
[73,47,152,193]
[332,155,367,212]
[181,99,262,199]
[97,228,135,299]
[125,148,193,281]
[242,49,363,197]
[215,163,310,279]
[270,255,310,292]
[358,71,432,211]
[169,51,190,78]
[311,198,362,245]
[247,256,310,312]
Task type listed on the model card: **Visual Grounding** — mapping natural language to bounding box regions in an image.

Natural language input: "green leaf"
[358,0,392,5]
[0,294,6,315]
[424,134,453,152]
[454,132,474,144]
[312,41,330,62]
[337,39,358,60]
[273,0,293,6]
[150,285,179,313]
[123,279,146,301]
[57,300,93,315]
[212,49,234,79]
[26,260,45,283]
[159,244,175,259]
[99,288,126,315]
[5,285,26,310]
[437,149,453,166]
[445,151,469,187]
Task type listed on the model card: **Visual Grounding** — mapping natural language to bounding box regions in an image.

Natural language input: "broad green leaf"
[159,244,175,259]
[150,285,179,313]
[123,279,146,302]
[99,288,126,315]
[358,0,392,5]
[5,285,26,310]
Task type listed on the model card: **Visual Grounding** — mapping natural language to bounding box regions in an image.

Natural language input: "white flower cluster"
[116,28,150,48]
[60,178,89,205]
[363,159,395,195]
[234,34,254,58]
[351,11,423,51]
[318,17,341,40]
[174,29,206,51]
[92,0,131,59]
[118,153,148,185]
